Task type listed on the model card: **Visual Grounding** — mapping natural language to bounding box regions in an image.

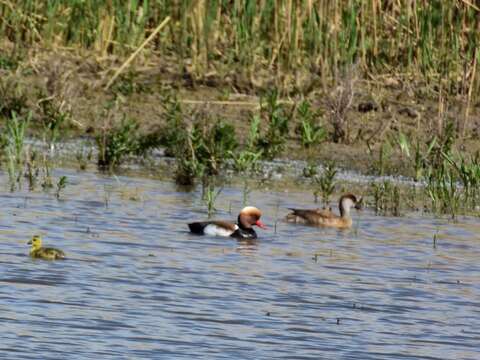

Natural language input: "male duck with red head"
[188,206,267,239]
[286,193,362,229]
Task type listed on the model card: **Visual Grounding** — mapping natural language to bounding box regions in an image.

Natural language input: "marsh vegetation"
[0,1,479,219]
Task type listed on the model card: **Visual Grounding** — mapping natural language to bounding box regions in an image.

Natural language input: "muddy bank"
[1,49,480,179]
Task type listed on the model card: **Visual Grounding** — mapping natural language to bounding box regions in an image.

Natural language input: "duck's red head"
[238,206,267,229]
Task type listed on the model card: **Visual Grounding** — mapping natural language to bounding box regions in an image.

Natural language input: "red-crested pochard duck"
[188,206,266,239]
[286,193,362,229]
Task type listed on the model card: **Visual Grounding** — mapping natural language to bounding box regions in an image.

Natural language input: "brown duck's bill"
[355,197,363,210]
[255,220,267,229]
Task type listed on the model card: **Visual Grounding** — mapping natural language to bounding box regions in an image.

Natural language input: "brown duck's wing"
[313,208,337,219]
[287,208,337,224]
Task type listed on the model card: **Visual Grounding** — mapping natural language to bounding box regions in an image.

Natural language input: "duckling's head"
[27,235,42,251]
[339,194,361,216]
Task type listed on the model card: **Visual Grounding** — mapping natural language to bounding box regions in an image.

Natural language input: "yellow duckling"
[28,235,66,260]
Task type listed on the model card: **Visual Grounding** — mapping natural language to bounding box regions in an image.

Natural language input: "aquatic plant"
[6,111,29,164]
[296,100,326,148]
[173,123,205,186]
[55,176,68,199]
[75,145,93,171]
[25,149,39,191]
[256,89,291,160]
[231,150,262,174]
[415,120,472,217]
[443,152,480,209]
[241,179,252,207]
[432,229,439,249]
[196,118,238,175]
[370,181,401,217]
[202,180,222,218]
[163,100,238,184]
[413,138,437,182]
[230,115,263,173]
[5,111,30,191]
[302,161,318,178]
[97,117,146,170]
[158,93,205,185]
[41,155,54,190]
[313,161,337,204]
[424,164,461,218]
[246,114,261,149]
[420,150,480,218]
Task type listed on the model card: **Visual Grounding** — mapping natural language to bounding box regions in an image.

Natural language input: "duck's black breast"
[230,228,257,239]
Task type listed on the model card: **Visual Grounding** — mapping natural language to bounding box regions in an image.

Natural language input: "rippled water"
[1,168,479,359]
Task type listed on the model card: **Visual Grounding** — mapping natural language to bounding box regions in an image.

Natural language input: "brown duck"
[286,194,362,229]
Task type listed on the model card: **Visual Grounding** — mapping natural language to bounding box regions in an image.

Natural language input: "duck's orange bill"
[255,220,267,229]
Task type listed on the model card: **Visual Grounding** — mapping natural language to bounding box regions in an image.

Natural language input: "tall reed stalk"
[1,1,478,93]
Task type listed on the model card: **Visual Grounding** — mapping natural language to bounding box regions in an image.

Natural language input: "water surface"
[1,169,479,359]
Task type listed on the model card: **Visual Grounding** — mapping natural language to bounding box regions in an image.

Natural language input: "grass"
[3,1,478,97]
